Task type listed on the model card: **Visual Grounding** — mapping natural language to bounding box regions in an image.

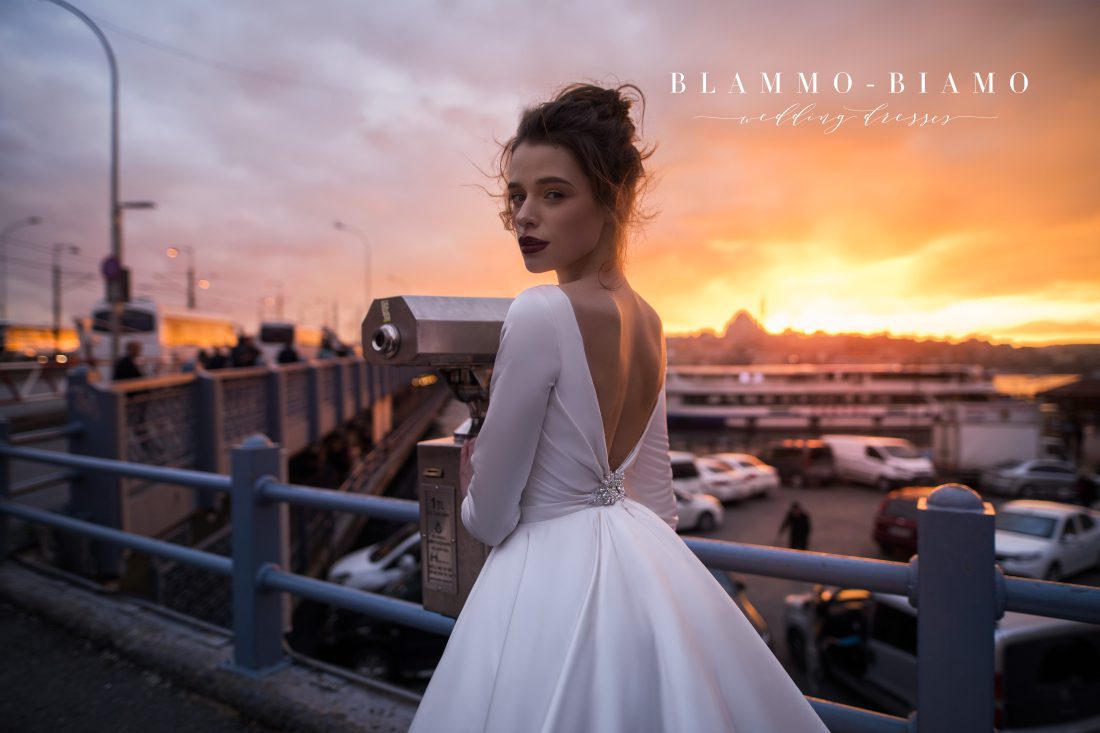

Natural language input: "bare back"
[556,281,665,470]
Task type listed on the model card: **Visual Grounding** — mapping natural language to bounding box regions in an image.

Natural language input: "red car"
[872,486,937,559]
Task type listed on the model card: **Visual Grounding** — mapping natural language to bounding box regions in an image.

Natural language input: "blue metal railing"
[2,425,1099,733]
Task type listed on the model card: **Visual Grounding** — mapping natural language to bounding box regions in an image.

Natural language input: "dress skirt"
[408,498,829,732]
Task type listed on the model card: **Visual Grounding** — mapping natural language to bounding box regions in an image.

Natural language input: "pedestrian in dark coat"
[231,335,261,367]
[277,341,300,364]
[1076,473,1098,508]
[112,341,143,381]
[778,501,812,550]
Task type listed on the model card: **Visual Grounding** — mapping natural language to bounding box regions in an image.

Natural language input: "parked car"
[708,569,771,648]
[327,523,420,592]
[821,435,936,491]
[674,486,724,533]
[669,451,748,502]
[669,450,708,496]
[706,452,779,498]
[761,439,836,488]
[871,486,937,559]
[695,456,754,502]
[981,459,1079,500]
[318,569,447,682]
[784,587,1100,731]
[994,500,1100,581]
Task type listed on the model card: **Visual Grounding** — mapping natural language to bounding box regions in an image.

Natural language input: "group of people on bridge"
[111,331,351,381]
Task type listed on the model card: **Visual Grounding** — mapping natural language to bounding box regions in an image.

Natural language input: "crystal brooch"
[588,467,626,506]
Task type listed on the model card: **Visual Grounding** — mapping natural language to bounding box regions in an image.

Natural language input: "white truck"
[930,402,1045,479]
[820,434,936,491]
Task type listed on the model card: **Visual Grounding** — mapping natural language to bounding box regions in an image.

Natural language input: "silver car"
[980,459,1078,499]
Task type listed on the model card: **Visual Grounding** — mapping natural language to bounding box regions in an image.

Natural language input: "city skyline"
[1,0,1097,346]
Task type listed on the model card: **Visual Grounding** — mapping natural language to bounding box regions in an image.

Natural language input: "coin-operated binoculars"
[362,295,511,617]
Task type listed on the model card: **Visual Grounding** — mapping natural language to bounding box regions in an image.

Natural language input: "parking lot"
[688,481,1100,705]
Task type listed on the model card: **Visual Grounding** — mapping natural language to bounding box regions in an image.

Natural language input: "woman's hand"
[459,435,478,500]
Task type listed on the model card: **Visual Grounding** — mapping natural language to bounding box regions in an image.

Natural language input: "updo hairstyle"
[495,82,655,284]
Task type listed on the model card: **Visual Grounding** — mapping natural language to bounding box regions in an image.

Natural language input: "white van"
[821,435,935,491]
[784,588,1100,732]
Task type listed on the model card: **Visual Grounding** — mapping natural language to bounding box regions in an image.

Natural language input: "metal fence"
[59,359,429,572]
[1,427,1098,733]
[0,361,70,405]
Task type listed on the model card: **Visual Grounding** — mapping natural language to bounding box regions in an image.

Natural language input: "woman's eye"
[509,193,525,206]
[545,191,564,200]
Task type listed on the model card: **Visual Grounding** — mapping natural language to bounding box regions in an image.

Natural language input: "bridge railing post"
[265,367,287,447]
[0,418,10,563]
[305,362,320,444]
[915,483,996,733]
[195,371,221,474]
[230,433,289,675]
[66,366,125,576]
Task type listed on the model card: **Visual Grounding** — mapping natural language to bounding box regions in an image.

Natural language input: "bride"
[408,81,828,732]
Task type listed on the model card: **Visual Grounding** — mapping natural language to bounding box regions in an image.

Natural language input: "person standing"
[277,339,300,364]
[409,82,827,733]
[231,334,261,367]
[779,501,812,550]
[1076,472,1098,508]
[112,341,143,381]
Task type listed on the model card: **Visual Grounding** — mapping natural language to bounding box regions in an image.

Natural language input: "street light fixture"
[333,220,372,332]
[53,243,80,351]
[166,245,196,309]
[40,0,157,367]
[264,279,284,320]
[0,215,43,321]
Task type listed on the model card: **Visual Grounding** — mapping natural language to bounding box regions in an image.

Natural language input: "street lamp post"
[41,0,156,367]
[41,0,122,362]
[0,216,43,322]
[53,243,80,351]
[264,279,285,320]
[167,245,196,309]
[333,220,372,333]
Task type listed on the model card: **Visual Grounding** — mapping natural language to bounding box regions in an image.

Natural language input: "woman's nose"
[514,199,536,228]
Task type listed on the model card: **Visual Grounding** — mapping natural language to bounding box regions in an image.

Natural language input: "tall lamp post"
[166,245,195,309]
[0,215,43,321]
[52,243,80,351]
[264,279,285,320]
[41,0,155,367]
[333,220,372,336]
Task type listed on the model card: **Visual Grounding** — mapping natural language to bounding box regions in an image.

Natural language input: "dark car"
[872,486,937,559]
[317,571,447,682]
[762,439,837,488]
[784,586,1100,730]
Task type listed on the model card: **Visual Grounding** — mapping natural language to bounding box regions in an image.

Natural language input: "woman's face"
[506,141,613,282]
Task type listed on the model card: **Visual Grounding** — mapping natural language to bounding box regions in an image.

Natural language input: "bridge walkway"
[0,556,419,733]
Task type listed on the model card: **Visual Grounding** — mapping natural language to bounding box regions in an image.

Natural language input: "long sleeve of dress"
[625,378,678,531]
[461,287,561,546]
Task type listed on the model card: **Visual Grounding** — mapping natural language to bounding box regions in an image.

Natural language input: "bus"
[0,321,80,362]
[257,320,324,363]
[87,298,238,376]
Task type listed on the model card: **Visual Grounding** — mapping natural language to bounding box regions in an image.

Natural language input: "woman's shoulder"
[630,288,665,338]
[510,283,559,310]
[504,285,560,330]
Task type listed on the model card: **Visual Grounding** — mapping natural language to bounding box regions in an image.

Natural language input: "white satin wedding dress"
[409,284,827,733]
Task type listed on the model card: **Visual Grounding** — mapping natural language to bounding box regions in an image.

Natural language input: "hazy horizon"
[2,1,1098,346]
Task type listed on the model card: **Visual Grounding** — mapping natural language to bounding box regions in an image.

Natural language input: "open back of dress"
[410,284,828,733]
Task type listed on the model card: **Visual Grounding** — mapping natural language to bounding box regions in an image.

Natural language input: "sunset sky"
[2,0,1097,346]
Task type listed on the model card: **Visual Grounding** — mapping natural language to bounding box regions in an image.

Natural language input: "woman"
[409,82,827,732]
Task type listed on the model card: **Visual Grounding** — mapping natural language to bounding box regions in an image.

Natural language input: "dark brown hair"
[495,82,656,286]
